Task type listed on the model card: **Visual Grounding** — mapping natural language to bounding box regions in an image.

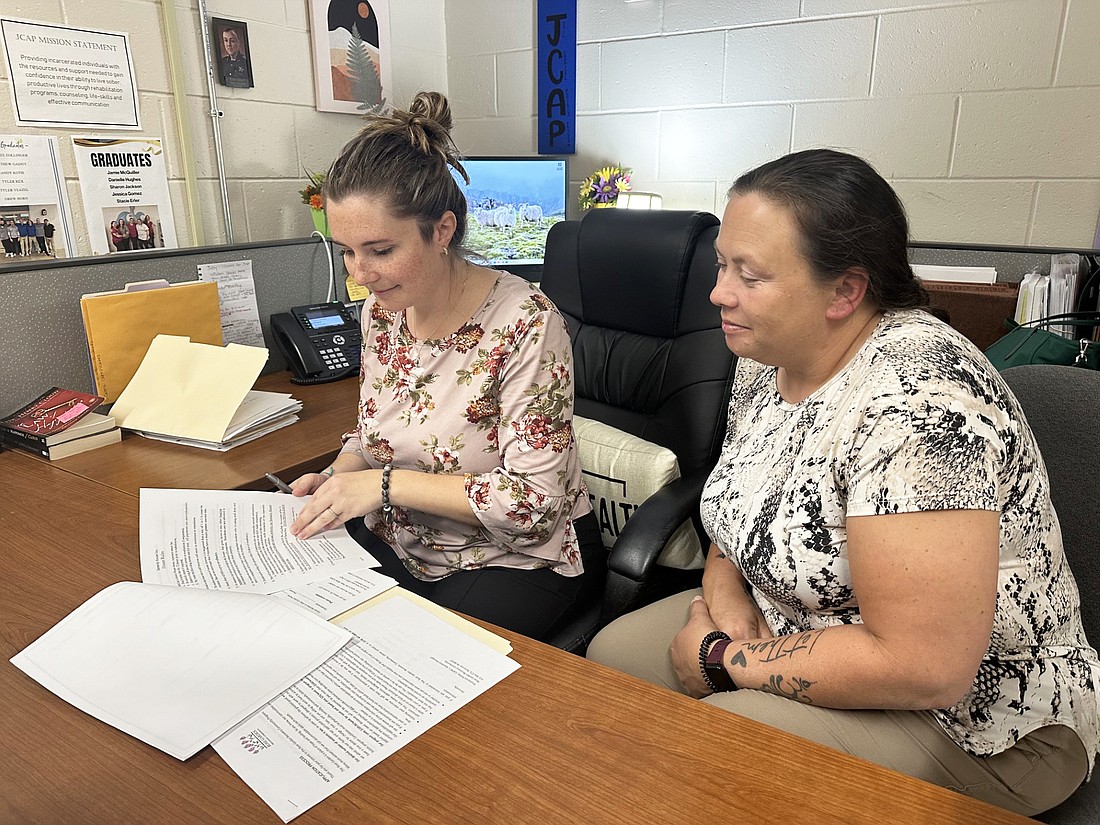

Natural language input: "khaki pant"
[587,589,1089,816]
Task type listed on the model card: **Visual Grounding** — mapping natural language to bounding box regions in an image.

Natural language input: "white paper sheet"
[273,568,398,620]
[214,596,520,822]
[10,582,352,760]
[140,488,380,594]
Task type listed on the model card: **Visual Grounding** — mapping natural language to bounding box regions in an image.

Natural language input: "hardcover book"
[0,411,116,451]
[0,387,104,437]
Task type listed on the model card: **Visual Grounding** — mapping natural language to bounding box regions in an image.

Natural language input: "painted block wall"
[3,2,1096,253]
[446,0,1100,248]
[0,0,447,256]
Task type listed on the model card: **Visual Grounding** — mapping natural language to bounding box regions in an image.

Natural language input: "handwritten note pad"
[198,259,265,348]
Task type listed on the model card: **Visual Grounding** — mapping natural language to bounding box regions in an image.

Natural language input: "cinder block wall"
[0,0,448,254]
[447,0,1100,248]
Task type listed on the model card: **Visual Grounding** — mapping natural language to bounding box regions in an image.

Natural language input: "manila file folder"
[80,280,223,403]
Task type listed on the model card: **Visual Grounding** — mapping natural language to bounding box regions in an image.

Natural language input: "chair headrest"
[544,209,720,338]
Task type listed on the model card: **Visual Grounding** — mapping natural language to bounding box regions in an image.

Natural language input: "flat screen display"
[305,309,344,329]
[451,156,568,277]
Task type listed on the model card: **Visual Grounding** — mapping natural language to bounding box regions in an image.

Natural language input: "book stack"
[0,387,122,460]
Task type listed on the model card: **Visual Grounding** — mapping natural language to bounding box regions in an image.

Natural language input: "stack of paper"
[912,264,998,285]
[134,390,302,451]
[111,334,300,450]
[12,488,520,822]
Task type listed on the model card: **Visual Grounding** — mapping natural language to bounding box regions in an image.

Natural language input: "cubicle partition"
[2,235,1096,416]
[0,238,340,414]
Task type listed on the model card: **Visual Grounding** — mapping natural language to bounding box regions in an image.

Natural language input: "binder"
[80,280,223,402]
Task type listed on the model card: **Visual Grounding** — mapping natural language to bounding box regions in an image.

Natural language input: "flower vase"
[310,207,329,236]
[593,201,615,209]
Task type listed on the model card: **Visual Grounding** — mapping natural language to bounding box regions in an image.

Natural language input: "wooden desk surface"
[48,372,358,497]
[0,451,1030,824]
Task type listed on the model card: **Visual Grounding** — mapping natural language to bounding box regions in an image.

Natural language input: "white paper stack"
[112,335,301,450]
[912,264,998,285]
[135,390,302,451]
[10,582,354,761]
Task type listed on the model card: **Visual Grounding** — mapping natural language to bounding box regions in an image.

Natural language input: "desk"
[47,372,358,496]
[0,453,1030,824]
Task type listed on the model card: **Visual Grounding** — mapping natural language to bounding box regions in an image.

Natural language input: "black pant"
[349,512,605,642]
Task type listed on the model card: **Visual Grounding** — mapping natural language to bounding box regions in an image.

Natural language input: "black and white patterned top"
[701,309,1099,761]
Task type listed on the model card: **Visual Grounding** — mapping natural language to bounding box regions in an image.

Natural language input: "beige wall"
[447,0,1100,247]
[2,1,1096,253]
[0,0,447,256]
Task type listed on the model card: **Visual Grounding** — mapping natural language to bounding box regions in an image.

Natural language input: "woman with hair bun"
[289,92,602,640]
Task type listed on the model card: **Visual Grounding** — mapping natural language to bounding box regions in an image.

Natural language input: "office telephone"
[270,302,361,384]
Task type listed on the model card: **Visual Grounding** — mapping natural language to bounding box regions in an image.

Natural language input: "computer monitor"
[451,156,568,280]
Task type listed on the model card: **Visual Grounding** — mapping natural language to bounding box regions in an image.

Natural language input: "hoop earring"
[441,247,449,257]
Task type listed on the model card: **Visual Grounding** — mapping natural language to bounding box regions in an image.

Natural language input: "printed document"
[273,567,398,619]
[214,595,520,822]
[140,488,380,594]
[10,581,352,760]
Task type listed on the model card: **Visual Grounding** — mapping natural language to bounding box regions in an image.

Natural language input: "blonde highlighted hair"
[324,91,469,248]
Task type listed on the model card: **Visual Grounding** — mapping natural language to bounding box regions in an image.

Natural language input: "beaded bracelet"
[698,630,731,693]
[381,463,393,522]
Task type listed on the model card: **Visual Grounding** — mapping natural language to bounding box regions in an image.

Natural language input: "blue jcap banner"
[537,0,576,155]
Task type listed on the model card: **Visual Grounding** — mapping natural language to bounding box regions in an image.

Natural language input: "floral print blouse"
[701,310,1099,762]
[339,270,589,581]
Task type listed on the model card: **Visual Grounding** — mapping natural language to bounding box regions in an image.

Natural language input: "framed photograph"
[211,17,254,89]
[308,0,391,114]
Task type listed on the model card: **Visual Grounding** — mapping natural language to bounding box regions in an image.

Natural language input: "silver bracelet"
[381,463,393,521]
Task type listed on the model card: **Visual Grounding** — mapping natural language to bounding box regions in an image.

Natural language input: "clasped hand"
[289,469,381,540]
[669,594,773,699]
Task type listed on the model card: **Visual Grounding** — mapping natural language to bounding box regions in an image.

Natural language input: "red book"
[0,387,105,437]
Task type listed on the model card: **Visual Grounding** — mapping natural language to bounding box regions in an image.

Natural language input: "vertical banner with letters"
[537,0,576,155]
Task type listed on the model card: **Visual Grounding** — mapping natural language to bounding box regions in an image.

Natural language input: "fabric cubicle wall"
[0,239,339,415]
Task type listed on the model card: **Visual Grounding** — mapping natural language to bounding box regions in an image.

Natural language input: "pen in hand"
[265,472,294,494]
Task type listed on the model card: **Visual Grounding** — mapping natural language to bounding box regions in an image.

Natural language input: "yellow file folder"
[80,280,223,402]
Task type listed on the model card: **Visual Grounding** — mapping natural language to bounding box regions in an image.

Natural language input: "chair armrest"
[607,468,710,583]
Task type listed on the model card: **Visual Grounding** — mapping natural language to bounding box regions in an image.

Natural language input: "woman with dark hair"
[587,149,1098,816]
[109,220,126,252]
[288,91,602,640]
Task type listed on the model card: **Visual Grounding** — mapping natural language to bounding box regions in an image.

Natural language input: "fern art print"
[309,0,390,115]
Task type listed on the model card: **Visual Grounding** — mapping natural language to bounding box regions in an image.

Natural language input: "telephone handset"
[270,302,361,385]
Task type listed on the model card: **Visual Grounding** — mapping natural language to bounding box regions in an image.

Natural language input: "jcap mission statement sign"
[0,18,140,130]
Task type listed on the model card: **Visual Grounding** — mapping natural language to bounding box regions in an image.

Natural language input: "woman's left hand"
[670,595,724,699]
[290,469,381,540]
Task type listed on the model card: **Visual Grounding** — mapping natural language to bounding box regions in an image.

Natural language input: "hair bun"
[408,90,453,133]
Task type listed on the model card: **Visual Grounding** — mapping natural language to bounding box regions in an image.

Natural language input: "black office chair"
[540,208,737,653]
[1000,365,1100,824]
